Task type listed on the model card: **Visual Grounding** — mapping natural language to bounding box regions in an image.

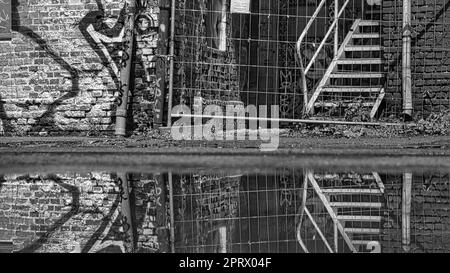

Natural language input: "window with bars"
[206,0,228,51]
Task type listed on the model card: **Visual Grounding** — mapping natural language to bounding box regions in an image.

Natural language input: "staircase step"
[321,86,384,93]
[314,174,340,180]
[337,58,382,65]
[345,228,381,234]
[330,72,383,79]
[359,21,380,26]
[352,33,380,39]
[330,202,383,208]
[315,102,375,108]
[322,189,382,195]
[337,215,383,222]
[345,45,381,52]
[353,240,376,246]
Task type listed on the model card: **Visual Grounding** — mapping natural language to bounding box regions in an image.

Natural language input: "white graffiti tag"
[86,24,124,80]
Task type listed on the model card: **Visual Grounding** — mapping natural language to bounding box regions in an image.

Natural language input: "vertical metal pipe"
[115,0,137,136]
[402,0,413,118]
[118,173,136,253]
[167,0,176,127]
[334,0,339,58]
[218,226,227,253]
[168,172,176,253]
[402,172,412,252]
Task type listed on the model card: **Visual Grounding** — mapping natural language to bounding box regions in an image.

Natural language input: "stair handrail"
[296,0,351,110]
[296,174,334,253]
[306,171,358,252]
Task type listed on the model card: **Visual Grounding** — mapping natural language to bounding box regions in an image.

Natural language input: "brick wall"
[382,173,450,253]
[383,0,450,117]
[173,0,241,108]
[0,0,161,136]
[0,172,166,253]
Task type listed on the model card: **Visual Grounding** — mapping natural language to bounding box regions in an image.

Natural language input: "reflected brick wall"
[0,172,167,253]
[382,173,450,253]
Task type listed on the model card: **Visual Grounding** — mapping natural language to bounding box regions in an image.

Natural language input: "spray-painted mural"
[0,0,160,135]
[0,172,166,253]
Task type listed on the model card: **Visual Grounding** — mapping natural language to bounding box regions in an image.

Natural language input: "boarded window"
[206,0,227,51]
[0,0,12,39]
[0,241,13,253]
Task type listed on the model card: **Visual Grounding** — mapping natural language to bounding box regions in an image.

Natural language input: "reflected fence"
[0,169,449,253]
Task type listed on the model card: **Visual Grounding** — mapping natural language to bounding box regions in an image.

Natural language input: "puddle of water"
[1,164,449,254]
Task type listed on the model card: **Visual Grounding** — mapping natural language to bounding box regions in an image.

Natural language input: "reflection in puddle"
[0,169,449,253]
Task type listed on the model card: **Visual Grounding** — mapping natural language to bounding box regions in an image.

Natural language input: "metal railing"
[297,170,357,253]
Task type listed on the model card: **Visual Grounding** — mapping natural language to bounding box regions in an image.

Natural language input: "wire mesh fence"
[170,168,450,253]
[172,0,388,124]
[170,0,450,125]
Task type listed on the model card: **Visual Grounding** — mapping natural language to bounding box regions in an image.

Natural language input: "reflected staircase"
[312,172,384,253]
[298,171,386,253]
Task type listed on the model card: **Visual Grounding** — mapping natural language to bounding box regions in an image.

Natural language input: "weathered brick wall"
[382,174,450,253]
[0,0,161,136]
[383,0,450,117]
[131,173,169,253]
[173,0,241,108]
[133,3,163,133]
[0,172,165,253]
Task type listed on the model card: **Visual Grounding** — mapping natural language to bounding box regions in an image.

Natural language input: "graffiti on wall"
[2,174,138,253]
[0,0,161,134]
[3,0,127,134]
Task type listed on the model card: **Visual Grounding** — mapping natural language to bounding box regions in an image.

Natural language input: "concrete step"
[337,215,383,222]
[345,45,381,52]
[330,72,383,79]
[330,202,383,208]
[337,58,383,65]
[321,86,384,93]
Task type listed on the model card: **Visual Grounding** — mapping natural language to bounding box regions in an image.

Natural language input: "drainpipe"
[168,172,175,253]
[402,172,412,252]
[115,0,137,136]
[166,0,176,127]
[118,173,136,252]
[402,0,413,119]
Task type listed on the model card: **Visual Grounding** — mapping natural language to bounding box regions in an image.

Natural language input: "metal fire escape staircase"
[297,171,385,253]
[297,1,385,120]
